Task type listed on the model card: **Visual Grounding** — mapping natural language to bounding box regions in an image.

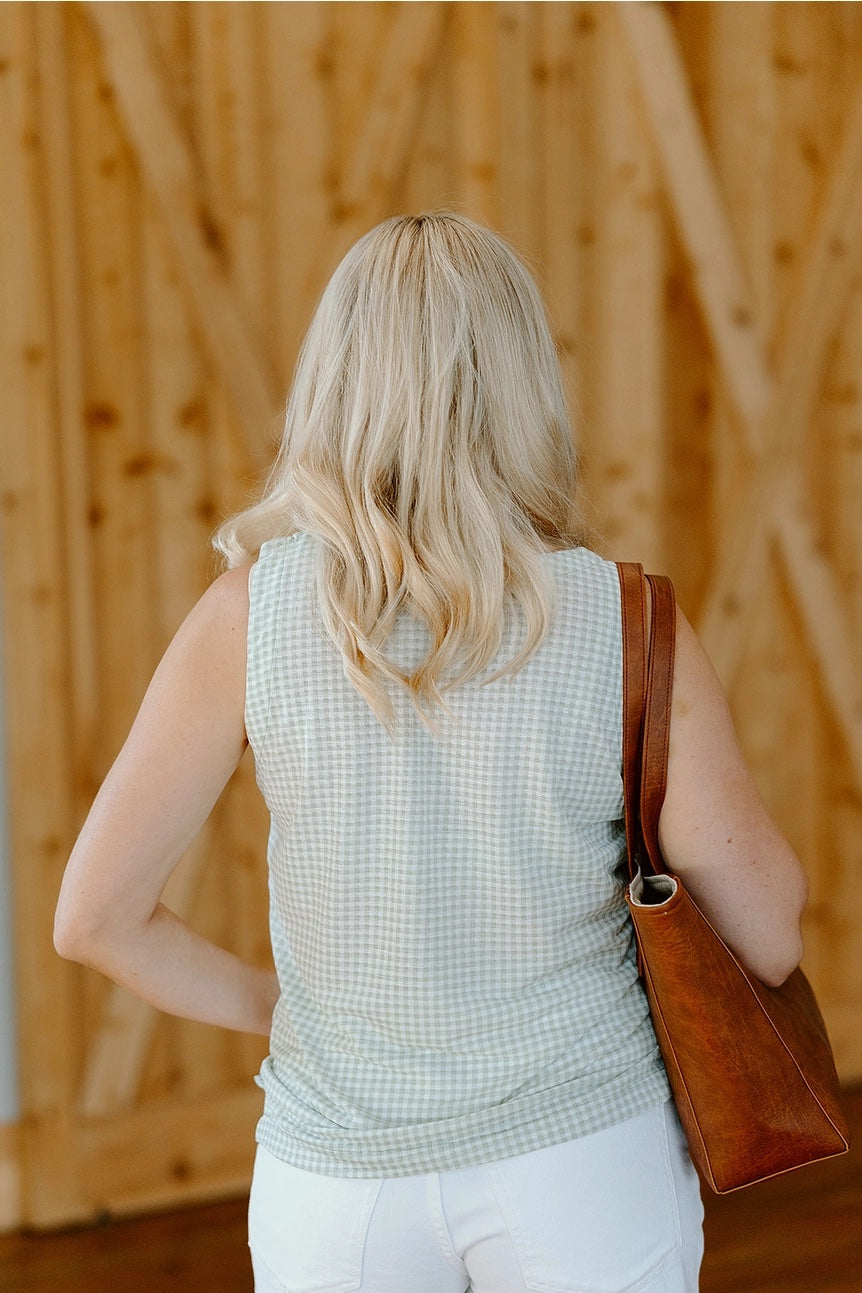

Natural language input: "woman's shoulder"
[257,531,309,560]
[542,543,613,569]
[250,532,315,582]
[542,545,622,601]
[196,563,253,639]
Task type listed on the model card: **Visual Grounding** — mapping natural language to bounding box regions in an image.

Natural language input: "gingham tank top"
[247,533,669,1177]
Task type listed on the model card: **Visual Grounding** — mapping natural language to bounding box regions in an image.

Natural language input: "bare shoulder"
[662,603,770,841]
[194,563,253,629]
[670,605,732,726]
[140,562,255,732]
[170,563,253,665]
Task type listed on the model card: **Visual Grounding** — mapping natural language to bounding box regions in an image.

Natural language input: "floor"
[1,1088,860,1292]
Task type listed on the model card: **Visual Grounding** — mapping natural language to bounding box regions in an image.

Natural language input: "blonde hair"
[214,212,585,733]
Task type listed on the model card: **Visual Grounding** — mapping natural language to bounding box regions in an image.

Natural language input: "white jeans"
[248,1100,704,1292]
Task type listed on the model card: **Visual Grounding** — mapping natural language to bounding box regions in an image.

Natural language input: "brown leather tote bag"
[618,562,850,1193]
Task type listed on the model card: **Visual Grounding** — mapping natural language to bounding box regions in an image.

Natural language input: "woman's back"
[248,532,669,1176]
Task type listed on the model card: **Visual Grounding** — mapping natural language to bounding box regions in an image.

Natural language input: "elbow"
[54,898,146,972]
[759,872,809,988]
[755,927,806,989]
[757,955,801,990]
[53,910,92,964]
[53,904,111,968]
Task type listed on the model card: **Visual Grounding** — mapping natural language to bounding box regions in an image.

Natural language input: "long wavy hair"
[214,212,586,733]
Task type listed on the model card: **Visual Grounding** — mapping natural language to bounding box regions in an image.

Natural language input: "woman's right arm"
[657,608,809,988]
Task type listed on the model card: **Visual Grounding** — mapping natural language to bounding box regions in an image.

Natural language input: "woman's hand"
[54,564,278,1036]
[658,608,810,988]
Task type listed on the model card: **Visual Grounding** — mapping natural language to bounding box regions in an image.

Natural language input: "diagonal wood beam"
[84,1,281,470]
[35,5,100,803]
[618,1,862,780]
[697,67,862,675]
[616,0,773,443]
[775,476,862,791]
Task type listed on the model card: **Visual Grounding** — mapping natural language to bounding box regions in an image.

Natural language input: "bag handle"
[640,573,676,876]
[617,564,677,881]
[618,562,647,880]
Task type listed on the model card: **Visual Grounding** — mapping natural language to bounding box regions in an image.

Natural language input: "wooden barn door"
[1,1,861,1229]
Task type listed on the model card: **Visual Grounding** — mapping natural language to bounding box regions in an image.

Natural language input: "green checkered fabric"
[246,534,668,1177]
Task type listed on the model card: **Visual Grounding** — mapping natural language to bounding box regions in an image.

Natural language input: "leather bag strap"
[617,564,677,882]
[617,562,647,883]
[640,575,676,877]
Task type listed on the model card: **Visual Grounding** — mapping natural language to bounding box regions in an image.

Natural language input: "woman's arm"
[54,564,279,1036]
[657,607,809,988]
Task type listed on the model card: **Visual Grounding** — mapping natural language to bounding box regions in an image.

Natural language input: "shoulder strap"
[640,575,676,877]
[616,564,677,881]
[617,563,647,882]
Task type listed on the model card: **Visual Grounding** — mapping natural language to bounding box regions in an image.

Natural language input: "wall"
[1,0,861,1229]
[0,556,19,1123]
[0,578,21,1228]
[0,644,19,1125]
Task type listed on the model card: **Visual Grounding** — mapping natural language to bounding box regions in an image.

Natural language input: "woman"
[55,213,808,1292]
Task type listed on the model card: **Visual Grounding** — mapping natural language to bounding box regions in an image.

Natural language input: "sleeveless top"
[246,532,669,1177]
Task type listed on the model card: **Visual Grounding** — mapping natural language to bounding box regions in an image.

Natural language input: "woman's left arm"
[54,563,279,1036]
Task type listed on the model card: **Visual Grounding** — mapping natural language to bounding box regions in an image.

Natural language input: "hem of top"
[252,1076,672,1180]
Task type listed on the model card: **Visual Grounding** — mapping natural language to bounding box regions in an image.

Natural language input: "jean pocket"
[483,1104,684,1293]
[248,1146,384,1293]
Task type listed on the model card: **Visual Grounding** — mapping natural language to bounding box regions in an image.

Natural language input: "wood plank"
[452,2,498,226]
[536,3,582,435]
[33,4,100,813]
[0,1,86,1227]
[83,1,279,469]
[66,0,156,798]
[221,2,266,323]
[495,2,541,247]
[310,0,448,286]
[587,3,665,569]
[697,65,862,682]
[79,1086,261,1218]
[814,1002,862,1085]
[63,0,163,1121]
[810,61,862,1051]
[556,3,607,521]
[774,477,862,792]
[186,0,254,532]
[616,0,773,439]
[702,2,776,549]
[328,0,383,187]
[259,1,331,382]
[0,1122,22,1234]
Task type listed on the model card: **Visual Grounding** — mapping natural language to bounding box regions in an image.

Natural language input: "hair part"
[214,212,586,734]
